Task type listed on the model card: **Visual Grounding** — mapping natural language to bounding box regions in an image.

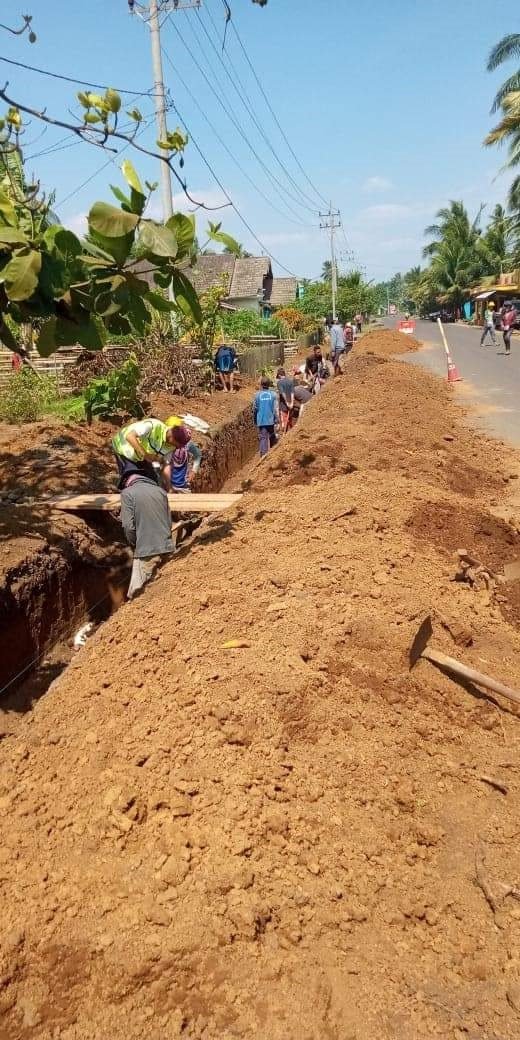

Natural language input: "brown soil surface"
[356,327,421,355]
[3,333,520,1038]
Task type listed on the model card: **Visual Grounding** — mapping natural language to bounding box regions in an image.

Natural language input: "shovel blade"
[409,615,433,669]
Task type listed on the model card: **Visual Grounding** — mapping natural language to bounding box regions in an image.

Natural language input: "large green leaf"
[207,224,241,254]
[121,160,144,195]
[88,227,135,266]
[89,201,139,239]
[110,184,132,209]
[145,290,177,313]
[2,248,42,301]
[43,226,82,259]
[166,213,195,260]
[0,189,18,227]
[138,221,178,259]
[170,270,202,323]
[0,226,29,247]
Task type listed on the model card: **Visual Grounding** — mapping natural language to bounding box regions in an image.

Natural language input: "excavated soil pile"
[356,328,420,356]
[3,334,520,1039]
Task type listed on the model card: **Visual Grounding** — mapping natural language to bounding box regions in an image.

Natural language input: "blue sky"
[1,0,516,280]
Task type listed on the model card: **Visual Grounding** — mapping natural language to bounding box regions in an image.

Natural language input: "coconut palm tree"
[487,34,520,112]
[321,260,332,282]
[478,203,515,276]
[423,201,484,260]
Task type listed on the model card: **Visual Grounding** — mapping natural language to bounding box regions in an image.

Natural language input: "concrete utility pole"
[129,0,201,223]
[320,204,341,320]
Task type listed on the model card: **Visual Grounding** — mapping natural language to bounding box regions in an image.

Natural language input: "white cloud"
[259,231,311,246]
[64,212,87,236]
[358,203,414,223]
[362,175,393,193]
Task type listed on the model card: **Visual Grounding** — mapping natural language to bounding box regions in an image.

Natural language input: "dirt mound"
[356,328,421,355]
[2,335,520,1038]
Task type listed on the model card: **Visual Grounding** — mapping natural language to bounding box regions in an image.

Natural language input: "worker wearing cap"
[480,302,496,347]
[112,416,182,489]
[163,424,202,494]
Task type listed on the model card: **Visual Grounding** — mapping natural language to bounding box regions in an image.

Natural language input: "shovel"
[409,616,520,708]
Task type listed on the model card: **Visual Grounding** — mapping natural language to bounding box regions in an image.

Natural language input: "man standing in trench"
[120,473,175,599]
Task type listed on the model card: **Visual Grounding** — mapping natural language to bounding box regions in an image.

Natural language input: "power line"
[193,5,320,214]
[161,47,313,229]
[0,53,164,96]
[171,97,298,277]
[165,16,317,222]
[217,4,330,210]
[55,115,156,208]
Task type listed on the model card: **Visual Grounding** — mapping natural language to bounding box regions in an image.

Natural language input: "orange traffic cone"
[446,353,462,383]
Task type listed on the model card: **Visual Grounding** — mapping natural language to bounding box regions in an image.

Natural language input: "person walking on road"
[253,376,279,457]
[329,318,346,376]
[480,303,496,346]
[501,302,517,355]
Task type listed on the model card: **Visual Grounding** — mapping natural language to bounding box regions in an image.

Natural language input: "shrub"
[84,354,141,423]
[133,327,211,396]
[221,309,281,342]
[0,369,61,424]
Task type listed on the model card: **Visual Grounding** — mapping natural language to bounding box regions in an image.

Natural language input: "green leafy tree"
[321,260,332,282]
[478,203,515,276]
[0,154,240,360]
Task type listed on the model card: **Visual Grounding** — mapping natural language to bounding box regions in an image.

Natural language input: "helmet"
[165,415,183,428]
[489,302,495,309]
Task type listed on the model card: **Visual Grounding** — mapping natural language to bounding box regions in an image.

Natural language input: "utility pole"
[320,204,341,320]
[129,0,201,223]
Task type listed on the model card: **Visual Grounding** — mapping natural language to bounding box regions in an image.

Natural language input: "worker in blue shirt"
[253,376,279,457]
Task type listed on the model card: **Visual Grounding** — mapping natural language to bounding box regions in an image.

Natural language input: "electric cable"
[193,5,320,213]
[216,2,330,210]
[165,16,318,221]
[0,53,164,96]
[172,100,298,276]
[161,47,314,230]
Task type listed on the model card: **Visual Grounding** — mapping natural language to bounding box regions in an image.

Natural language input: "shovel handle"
[424,647,520,707]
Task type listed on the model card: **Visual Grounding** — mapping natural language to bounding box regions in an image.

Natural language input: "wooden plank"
[50,492,243,514]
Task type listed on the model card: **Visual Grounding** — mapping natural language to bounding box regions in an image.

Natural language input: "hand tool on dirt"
[409,616,520,707]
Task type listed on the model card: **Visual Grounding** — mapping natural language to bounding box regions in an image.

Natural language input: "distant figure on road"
[253,376,279,457]
[501,302,517,356]
[480,303,496,346]
[354,312,363,333]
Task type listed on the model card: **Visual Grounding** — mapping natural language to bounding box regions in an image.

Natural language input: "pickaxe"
[409,616,520,708]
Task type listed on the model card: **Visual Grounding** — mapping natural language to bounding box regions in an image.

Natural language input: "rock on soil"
[1,332,520,1038]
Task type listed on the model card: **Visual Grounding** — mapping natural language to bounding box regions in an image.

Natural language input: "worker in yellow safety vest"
[112,415,183,489]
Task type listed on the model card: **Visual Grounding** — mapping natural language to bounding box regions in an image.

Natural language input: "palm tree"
[478,203,514,276]
[423,201,484,260]
[321,260,332,282]
[485,36,520,170]
[487,34,520,112]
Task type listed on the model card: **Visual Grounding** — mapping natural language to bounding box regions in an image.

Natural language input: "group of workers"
[114,319,356,598]
[112,415,202,599]
[480,301,518,354]
[252,324,355,457]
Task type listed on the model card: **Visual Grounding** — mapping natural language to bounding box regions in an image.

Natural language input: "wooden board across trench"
[51,492,243,514]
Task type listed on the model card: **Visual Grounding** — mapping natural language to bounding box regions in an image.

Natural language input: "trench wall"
[0,403,257,696]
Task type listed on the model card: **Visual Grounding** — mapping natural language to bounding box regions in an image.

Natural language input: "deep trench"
[0,404,257,704]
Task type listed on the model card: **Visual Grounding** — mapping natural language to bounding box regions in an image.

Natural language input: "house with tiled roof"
[133,254,297,314]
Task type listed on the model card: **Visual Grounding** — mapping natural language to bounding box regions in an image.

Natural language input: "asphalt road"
[386,318,520,447]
